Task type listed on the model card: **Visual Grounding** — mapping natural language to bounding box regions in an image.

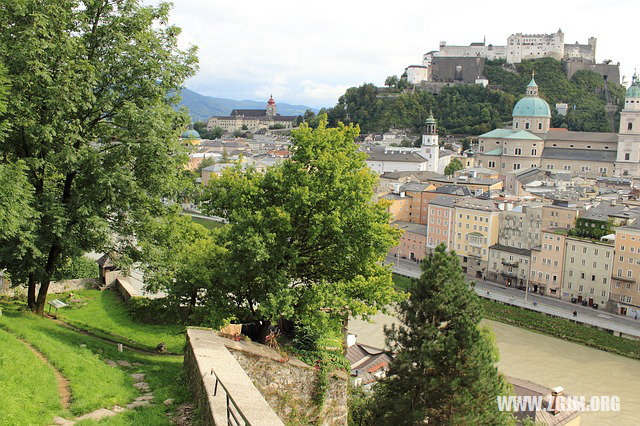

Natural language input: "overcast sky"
[157,0,639,108]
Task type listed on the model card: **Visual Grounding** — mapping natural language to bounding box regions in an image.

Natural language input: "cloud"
[151,0,640,107]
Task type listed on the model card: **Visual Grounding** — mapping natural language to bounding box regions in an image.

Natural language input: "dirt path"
[16,337,71,410]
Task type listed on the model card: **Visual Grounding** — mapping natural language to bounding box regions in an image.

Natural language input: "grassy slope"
[0,328,63,425]
[189,215,224,231]
[56,290,185,354]
[392,273,414,292]
[480,298,640,360]
[0,302,136,416]
[0,300,191,425]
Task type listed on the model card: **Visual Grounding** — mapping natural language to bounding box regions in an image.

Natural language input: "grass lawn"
[189,215,225,231]
[0,328,63,425]
[0,302,136,416]
[56,290,185,354]
[392,273,415,292]
[480,298,640,360]
[0,299,192,424]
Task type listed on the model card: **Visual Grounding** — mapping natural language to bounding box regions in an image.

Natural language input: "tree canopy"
[325,58,624,137]
[369,245,513,424]
[198,117,401,341]
[444,158,464,176]
[0,0,197,313]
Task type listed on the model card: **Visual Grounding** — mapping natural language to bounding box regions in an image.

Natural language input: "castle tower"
[266,95,276,117]
[615,72,640,176]
[421,111,439,172]
[512,72,551,133]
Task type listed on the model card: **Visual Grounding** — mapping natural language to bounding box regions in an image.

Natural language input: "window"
[628,270,633,278]
[531,148,537,155]
[538,122,543,130]
[525,122,530,130]
[625,153,631,161]
[514,148,522,155]
[628,122,633,131]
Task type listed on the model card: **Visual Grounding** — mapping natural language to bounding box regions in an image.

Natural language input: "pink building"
[426,195,457,251]
[390,220,428,261]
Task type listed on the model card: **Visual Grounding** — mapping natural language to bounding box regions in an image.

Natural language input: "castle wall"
[430,57,485,83]
[565,61,620,84]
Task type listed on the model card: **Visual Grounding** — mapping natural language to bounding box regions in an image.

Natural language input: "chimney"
[347,333,357,348]
[549,386,565,415]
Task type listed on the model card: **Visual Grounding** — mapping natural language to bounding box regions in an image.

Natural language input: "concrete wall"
[184,328,348,426]
[184,328,285,426]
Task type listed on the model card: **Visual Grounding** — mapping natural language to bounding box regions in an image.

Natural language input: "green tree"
[384,75,399,87]
[0,0,197,313]
[370,245,513,425]
[141,213,226,323]
[52,255,98,281]
[200,117,401,342]
[444,158,464,176]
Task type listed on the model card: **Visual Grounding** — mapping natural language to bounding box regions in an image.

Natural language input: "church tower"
[266,95,276,117]
[421,111,439,172]
[615,72,640,176]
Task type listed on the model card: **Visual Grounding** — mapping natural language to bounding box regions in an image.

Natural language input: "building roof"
[582,203,628,221]
[391,220,428,236]
[366,152,428,163]
[504,130,543,141]
[434,185,472,196]
[181,129,201,139]
[482,148,503,156]
[380,193,407,201]
[489,243,531,257]
[401,182,431,192]
[541,148,616,163]
[230,109,267,117]
[455,197,498,212]
[429,194,459,207]
[479,128,513,138]
[513,96,551,118]
[544,129,618,143]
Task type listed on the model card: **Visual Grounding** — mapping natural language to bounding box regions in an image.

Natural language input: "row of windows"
[565,283,607,297]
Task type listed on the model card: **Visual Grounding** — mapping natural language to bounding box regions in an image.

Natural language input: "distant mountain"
[178,88,317,122]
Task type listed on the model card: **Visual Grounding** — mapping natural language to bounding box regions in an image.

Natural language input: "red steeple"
[268,94,275,106]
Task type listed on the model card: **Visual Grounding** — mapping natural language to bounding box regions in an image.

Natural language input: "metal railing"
[212,369,251,426]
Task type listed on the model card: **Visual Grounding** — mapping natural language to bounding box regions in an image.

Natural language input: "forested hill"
[323,58,625,136]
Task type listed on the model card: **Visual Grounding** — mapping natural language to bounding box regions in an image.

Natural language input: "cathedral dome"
[181,129,201,139]
[626,73,640,98]
[513,74,551,118]
[512,96,551,118]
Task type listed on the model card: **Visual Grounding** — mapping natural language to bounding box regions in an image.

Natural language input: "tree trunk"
[35,278,50,315]
[27,273,36,311]
[35,243,62,315]
[256,319,272,344]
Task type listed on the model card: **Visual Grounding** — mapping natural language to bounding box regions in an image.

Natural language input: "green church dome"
[627,72,640,98]
[512,96,551,118]
[181,129,201,139]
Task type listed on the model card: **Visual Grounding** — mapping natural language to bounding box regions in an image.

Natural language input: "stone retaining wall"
[184,328,284,426]
[0,277,100,297]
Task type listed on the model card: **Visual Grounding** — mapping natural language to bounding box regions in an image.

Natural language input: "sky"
[155,0,639,108]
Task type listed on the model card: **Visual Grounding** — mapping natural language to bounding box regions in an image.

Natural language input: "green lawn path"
[0,298,192,425]
[56,290,185,354]
[0,328,63,425]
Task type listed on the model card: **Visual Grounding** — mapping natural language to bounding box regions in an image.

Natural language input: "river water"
[349,315,640,425]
